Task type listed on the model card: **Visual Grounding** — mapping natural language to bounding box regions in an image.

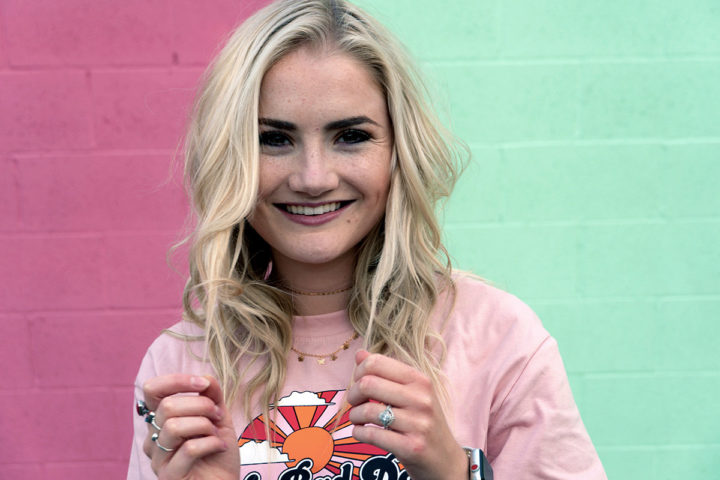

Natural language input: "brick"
[0,389,126,462]
[443,146,504,224]
[103,233,187,309]
[660,143,720,219]
[171,0,269,65]
[0,315,34,388]
[0,157,20,231]
[17,154,187,232]
[582,373,720,446]
[577,223,720,297]
[0,71,93,151]
[0,236,106,311]
[45,463,127,480]
[537,300,658,373]
[445,224,579,300]
[500,144,663,222]
[92,68,202,149]
[3,0,173,66]
[498,0,720,58]
[578,62,720,139]
[427,63,579,143]
[30,311,177,387]
[355,0,498,61]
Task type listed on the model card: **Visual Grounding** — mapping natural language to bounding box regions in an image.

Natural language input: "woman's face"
[249,46,393,278]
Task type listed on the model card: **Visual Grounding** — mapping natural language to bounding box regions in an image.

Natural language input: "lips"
[277,201,352,216]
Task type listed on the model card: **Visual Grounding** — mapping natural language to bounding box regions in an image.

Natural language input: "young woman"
[128,1,607,479]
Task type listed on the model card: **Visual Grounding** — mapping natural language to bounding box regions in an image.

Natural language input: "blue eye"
[259,131,292,147]
[337,129,370,144]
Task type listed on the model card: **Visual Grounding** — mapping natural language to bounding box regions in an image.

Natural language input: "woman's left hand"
[347,350,468,480]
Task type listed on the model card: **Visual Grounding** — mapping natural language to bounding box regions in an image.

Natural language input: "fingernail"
[191,376,210,388]
[215,406,224,419]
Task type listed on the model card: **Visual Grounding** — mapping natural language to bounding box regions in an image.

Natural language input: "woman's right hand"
[141,374,240,479]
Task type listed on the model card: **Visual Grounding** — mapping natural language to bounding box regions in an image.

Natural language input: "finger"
[346,372,411,408]
[163,435,229,478]
[196,376,236,431]
[353,351,423,385]
[143,374,212,410]
[352,423,420,459]
[349,401,408,432]
[150,416,219,472]
[155,394,223,426]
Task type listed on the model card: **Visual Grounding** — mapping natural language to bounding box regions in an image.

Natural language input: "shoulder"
[441,271,549,349]
[437,272,553,401]
[134,320,213,385]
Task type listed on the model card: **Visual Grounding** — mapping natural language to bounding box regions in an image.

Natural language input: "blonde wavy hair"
[180,0,465,417]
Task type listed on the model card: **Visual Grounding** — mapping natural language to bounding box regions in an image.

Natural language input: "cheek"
[256,160,284,198]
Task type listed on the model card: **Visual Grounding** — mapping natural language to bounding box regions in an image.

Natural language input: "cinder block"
[0,315,34,388]
[498,0,720,58]
[0,464,44,480]
[171,0,268,65]
[655,299,720,371]
[445,224,579,301]
[3,0,173,66]
[92,68,202,149]
[537,300,659,373]
[660,144,720,219]
[443,146,505,225]
[45,463,127,480]
[17,154,187,232]
[582,373,720,446]
[0,236,106,311]
[578,62,720,139]
[578,223,720,297]
[103,233,187,309]
[500,144,663,222]
[0,389,124,462]
[0,21,8,67]
[0,157,20,232]
[113,386,137,460]
[0,71,93,151]
[30,311,177,387]
[356,0,498,61]
[428,63,579,144]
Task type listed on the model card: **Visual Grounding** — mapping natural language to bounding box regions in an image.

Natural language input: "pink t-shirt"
[128,275,606,479]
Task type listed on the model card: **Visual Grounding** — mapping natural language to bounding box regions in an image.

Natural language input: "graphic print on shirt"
[238,389,408,480]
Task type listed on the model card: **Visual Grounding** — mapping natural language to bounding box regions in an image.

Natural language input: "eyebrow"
[258,115,380,132]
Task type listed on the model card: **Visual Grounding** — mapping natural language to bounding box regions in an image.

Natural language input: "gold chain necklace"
[291,332,359,365]
[284,285,353,296]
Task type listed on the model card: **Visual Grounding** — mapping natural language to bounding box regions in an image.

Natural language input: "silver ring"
[378,404,395,430]
[151,417,162,432]
[145,411,161,431]
[151,432,175,452]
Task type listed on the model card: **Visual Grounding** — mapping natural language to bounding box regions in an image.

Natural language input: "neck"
[271,251,355,316]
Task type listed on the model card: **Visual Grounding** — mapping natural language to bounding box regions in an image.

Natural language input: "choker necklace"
[291,332,359,365]
[284,285,353,296]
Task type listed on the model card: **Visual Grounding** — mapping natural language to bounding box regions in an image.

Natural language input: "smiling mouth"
[278,201,352,216]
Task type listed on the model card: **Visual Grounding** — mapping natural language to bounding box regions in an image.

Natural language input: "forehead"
[259,46,386,119]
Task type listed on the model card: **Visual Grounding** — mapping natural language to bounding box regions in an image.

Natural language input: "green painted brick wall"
[355,1,720,478]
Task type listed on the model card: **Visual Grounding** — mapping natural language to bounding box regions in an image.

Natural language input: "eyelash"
[258,129,372,148]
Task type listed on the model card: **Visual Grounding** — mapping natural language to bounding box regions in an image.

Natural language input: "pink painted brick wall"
[0,1,269,478]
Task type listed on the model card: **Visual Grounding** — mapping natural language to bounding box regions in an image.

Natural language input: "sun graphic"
[238,390,387,478]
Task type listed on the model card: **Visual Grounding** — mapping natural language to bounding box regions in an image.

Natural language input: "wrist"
[462,447,493,480]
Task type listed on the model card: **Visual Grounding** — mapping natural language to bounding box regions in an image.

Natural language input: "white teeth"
[286,202,342,216]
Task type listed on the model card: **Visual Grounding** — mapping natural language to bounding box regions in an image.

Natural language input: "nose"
[288,143,339,196]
